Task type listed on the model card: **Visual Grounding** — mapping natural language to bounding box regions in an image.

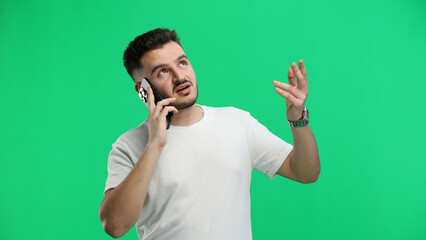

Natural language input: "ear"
[134,82,141,93]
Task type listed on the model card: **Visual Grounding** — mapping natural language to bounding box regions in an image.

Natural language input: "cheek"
[154,82,172,97]
[188,68,196,81]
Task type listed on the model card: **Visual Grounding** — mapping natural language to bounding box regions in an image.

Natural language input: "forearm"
[290,125,320,183]
[99,142,162,238]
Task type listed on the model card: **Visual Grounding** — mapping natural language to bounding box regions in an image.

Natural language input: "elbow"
[102,220,127,238]
[299,176,319,184]
[99,208,128,238]
[301,175,319,184]
[300,167,321,184]
[99,190,131,238]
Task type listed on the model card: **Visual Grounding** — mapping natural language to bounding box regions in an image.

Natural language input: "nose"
[171,67,186,83]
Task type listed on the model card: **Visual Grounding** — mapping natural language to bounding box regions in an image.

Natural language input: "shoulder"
[113,121,149,147]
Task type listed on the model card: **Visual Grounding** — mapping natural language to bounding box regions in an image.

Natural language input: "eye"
[158,69,168,76]
[179,60,188,67]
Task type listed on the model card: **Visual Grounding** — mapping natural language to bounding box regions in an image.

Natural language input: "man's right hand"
[146,86,178,148]
[99,89,175,237]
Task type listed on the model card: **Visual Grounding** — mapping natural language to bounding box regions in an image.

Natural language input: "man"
[99,28,320,239]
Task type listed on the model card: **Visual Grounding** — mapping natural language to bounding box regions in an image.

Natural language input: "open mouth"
[177,85,189,91]
[175,83,191,93]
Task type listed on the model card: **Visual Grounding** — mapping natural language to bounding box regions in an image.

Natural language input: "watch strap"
[288,107,309,127]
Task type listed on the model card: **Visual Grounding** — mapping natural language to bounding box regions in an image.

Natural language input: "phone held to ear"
[139,78,173,130]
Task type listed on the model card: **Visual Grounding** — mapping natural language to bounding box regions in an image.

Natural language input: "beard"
[172,84,198,110]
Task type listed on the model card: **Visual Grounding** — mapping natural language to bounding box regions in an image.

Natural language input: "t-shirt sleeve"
[104,141,135,194]
[247,114,293,180]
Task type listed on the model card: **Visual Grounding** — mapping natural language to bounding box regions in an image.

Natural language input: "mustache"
[174,79,191,89]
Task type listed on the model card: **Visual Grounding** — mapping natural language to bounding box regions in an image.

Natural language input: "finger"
[291,62,308,91]
[288,67,296,86]
[160,106,178,118]
[156,97,177,108]
[273,81,305,99]
[298,59,307,79]
[275,88,301,105]
[152,98,177,117]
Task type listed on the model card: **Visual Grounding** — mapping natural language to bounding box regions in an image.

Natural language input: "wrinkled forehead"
[140,41,185,74]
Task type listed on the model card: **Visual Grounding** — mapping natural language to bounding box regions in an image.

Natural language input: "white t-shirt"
[104,106,293,240]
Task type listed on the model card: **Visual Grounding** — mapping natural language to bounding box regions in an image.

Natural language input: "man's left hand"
[273,59,308,121]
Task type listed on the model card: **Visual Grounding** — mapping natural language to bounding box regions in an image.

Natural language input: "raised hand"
[273,59,308,121]
[146,86,178,148]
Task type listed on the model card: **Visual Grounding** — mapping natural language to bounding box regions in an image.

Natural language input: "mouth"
[175,82,192,94]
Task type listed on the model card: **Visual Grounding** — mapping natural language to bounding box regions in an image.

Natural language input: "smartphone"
[139,78,173,129]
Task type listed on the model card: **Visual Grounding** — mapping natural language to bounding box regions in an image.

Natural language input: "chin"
[173,97,197,110]
[173,86,198,110]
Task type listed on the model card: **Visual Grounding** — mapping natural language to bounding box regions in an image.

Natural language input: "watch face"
[304,107,309,120]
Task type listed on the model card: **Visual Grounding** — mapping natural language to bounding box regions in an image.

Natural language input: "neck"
[170,104,203,126]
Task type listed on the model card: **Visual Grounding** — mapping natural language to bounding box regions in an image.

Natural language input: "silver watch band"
[288,107,309,127]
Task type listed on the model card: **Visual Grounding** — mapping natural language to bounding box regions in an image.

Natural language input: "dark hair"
[123,28,181,80]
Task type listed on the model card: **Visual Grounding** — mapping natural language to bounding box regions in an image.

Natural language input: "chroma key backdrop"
[1,0,425,239]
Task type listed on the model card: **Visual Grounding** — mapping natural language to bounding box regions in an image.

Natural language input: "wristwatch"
[288,107,309,127]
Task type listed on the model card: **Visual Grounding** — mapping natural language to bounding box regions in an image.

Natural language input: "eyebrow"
[150,54,188,75]
[176,54,188,62]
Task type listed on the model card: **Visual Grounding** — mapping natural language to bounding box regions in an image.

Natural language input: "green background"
[1,0,425,239]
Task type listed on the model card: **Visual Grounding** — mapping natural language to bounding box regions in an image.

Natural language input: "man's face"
[138,41,197,110]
